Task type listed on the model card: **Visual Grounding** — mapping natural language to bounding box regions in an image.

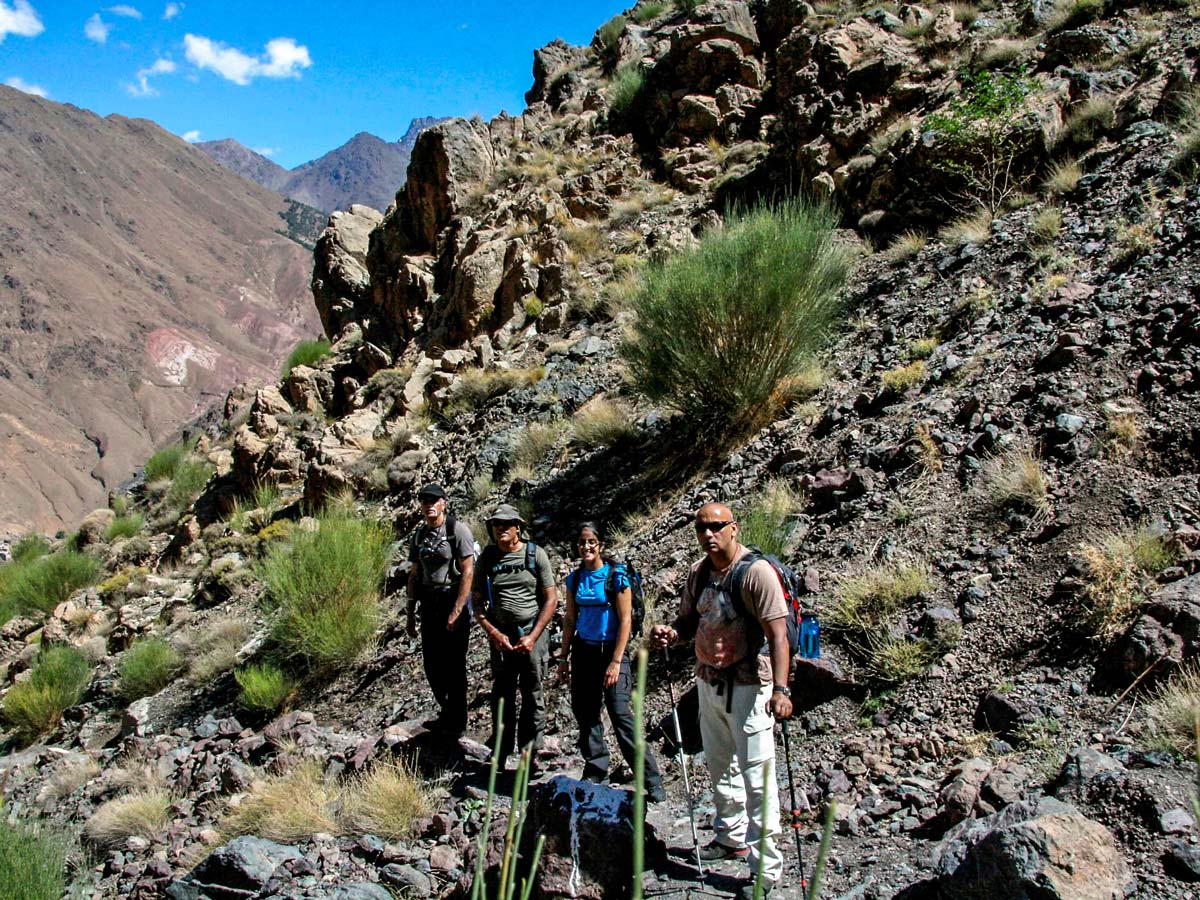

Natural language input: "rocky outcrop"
[312,205,384,341]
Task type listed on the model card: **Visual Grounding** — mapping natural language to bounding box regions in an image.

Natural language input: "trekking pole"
[780,718,807,894]
[664,646,705,878]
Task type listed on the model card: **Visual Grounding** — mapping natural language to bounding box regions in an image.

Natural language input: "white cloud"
[125,56,175,96]
[181,129,200,142]
[162,1,180,19]
[6,75,47,97]
[0,0,44,43]
[107,4,141,18]
[251,146,278,157]
[183,33,311,85]
[84,12,110,43]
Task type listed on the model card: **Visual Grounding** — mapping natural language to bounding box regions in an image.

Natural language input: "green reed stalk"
[632,648,648,900]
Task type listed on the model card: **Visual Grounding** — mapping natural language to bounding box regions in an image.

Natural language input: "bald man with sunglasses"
[650,502,792,900]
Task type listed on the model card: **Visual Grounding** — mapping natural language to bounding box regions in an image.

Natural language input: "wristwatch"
[772,685,791,697]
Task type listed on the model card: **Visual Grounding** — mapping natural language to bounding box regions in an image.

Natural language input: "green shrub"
[281,338,332,378]
[522,296,544,319]
[143,438,196,482]
[118,637,181,700]
[608,63,646,127]
[3,646,92,740]
[0,816,70,900]
[631,2,666,23]
[165,459,214,510]
[597,14,626,50]
[236,662,295,713]
[106,513,144,542]
[737,481,800,559]
[924,67,1038,212]
[621,198,850,436]
[10,534,50,563]
[880,360,926,395]
[0,551,99,616]
[830,562,931,634]
[1076,526,1180,642]
[259,511,391,668]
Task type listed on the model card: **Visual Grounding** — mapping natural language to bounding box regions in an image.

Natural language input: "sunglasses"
[491,520,520,530]
[694,520,734,534]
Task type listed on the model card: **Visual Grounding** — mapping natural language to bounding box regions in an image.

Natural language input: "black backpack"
[567,557,647,638]
[702,547,810,666]
[481,540,541,611]
[410,514,478,584]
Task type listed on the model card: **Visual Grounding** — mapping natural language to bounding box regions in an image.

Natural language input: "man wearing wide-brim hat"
[471,503,557,772]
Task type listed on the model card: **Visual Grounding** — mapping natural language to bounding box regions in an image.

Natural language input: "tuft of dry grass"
[184,618,251,685]
[1103,401,1141,455]
[222,759,338,841]
[983,447,1051,518]
[1055,96,1115,152]
[1044,158,1082,196]
[884,230,928,261]
[939,208,993,246]
[881,360,927,395]
[340,760,433,839]
[511,419,566,473]
[1147,662,1200,754]
[830,561,932,634]
[571,398,639,448]
[978,38,1031,69]
[1076,526,1179,642]
[1031,206,1063,243]
[1112,220,1155,261]
[907,337,939,360]
[46,757,101,802]
[85,789,172,848]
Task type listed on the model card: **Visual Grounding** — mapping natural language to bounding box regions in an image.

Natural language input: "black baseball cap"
[417,483,447,501]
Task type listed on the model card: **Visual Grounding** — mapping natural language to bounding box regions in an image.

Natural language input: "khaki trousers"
[696,677,784,884]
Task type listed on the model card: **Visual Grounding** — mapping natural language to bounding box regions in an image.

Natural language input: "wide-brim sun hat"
[486,503,526,525]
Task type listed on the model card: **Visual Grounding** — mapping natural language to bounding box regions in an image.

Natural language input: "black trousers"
[569,637,663,791]
[489,625,548,763]
[417,585,469,732]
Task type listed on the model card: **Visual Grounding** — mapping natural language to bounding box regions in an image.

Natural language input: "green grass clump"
[0,816,70,900]
[621,198,850,437]
[571,398,639,448]
[631,1,666,23]
[118,637,181,700]
[830,562,931,634]
[0,551,99,616]
[608,63,646,126]
[447,366,544,415]
[281,338,332,378]
[1046,0,1103,31]
[907,337,939,360]
[165,459,214,510]
[143,437,196,482]
[3,646,92,740]
[737,481,800,559]
[105,513,144,542]
[596,14,626,50]
[1076,526,1180,642]
[1044,158,1082,195]
[1031,206,1063,243]
[864,633,937,683]
[236,663,295,714]
[10,534,50,563]
[259,510,391,668]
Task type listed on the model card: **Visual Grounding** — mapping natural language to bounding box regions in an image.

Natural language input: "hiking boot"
[738,879,774,900]
[697,840,749,861]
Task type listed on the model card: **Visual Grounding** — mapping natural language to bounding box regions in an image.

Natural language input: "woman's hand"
[603,661,621,688]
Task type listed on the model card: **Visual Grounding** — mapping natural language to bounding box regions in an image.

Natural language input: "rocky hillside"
[199,118,448,214]
[2,1,1200,899]
[0,86,321,537]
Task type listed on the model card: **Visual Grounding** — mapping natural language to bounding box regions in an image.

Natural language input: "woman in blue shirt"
[557,522,665,802]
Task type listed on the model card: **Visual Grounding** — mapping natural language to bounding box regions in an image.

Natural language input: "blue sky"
[0,1,626,168]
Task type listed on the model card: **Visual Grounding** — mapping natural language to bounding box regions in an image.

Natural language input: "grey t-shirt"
[409,518,476,588]
[473,543,553,626]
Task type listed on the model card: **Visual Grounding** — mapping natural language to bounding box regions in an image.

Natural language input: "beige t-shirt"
[680,545,787,685]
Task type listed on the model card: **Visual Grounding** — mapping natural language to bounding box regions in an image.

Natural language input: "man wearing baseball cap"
[406,483,477,737]
[471,503,557,771]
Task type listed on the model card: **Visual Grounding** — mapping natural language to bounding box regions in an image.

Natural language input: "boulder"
[311,206,383,340]
[521,777,666,899]
[166,835,302,899]
[933,796,1130,899]
[526,38,590,106]
[77,508,115,547]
